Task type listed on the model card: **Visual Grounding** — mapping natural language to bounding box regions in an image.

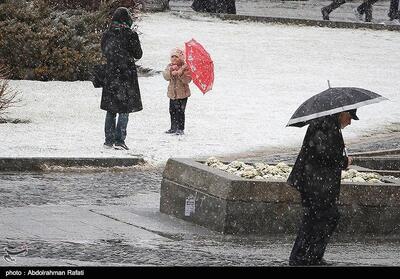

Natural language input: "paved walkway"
[170,0,395,22]
[170,0,399,28]
[1,169,399,267]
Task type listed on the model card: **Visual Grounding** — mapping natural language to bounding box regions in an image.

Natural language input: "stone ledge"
[0,157,145,171]
[171,11,400,32]
[353,156,400,170]
[216,13,400,32]
[160,157,400,235]
[351,148,400,157]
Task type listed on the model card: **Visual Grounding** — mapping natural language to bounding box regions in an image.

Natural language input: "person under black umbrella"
[287,109,358,266]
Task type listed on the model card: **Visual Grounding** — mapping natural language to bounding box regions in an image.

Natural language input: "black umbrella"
[287,87,388,127]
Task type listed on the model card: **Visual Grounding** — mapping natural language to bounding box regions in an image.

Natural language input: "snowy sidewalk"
[170,0,400,29]
[1,11,400,165]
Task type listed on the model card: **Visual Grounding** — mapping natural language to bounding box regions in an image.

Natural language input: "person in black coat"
[192,0,215,13]
[100,7,143,150]
[287,109,358,266]
[191,0,236,14]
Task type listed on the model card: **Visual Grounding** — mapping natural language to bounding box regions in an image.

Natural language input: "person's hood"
[170,47,185,62]
[112,7,133,27]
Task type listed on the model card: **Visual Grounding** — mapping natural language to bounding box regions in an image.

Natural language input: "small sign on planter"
[184,195,196,216]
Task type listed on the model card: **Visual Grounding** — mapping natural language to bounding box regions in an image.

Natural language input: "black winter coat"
[100,24,143,113]
[192,0,236,14]
[287,115,348,206]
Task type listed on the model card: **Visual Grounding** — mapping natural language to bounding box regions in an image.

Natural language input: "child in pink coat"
[162,47,192,135]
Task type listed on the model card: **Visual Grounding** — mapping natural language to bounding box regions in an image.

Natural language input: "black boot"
[321,7,330,20]
[321,0,346,20]
[165,129,176,134]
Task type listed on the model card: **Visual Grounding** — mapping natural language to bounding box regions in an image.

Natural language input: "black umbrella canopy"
[287,87,388,127]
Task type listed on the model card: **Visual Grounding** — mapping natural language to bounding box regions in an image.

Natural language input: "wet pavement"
[1,137,400,267]
[0,173,399,267]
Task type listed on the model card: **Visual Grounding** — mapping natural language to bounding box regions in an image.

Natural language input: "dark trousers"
[357,0,379,21]
[323,0,346,13]
[192,0,215,12]
[192,0,236,14]
[389,0,399,19]
[323,0,378,21]
[169,98,188,131]
[104,111,129,144]
[289,192,340,265]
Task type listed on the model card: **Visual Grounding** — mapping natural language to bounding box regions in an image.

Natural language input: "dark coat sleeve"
[127,31,142,60]
[287,116,348,196]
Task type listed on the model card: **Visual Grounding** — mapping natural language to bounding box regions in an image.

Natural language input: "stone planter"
[160,158,400,236]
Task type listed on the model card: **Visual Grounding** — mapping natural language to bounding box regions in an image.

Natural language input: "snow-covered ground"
[1,12,399,165]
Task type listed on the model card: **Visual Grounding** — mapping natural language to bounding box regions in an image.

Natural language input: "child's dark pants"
[169,98,188,131]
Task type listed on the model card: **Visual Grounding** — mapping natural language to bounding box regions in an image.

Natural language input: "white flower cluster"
[204,157,394,184]
[341,169,383,183]
[205,157,291,180]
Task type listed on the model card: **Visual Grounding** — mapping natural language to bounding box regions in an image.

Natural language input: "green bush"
[0,0,114,81]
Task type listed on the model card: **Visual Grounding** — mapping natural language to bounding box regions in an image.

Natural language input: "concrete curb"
[218,13,400,31]
[350,148,400,157]
[350,149,400,175]
[352,156,400,171]
[0,157,145,172]
[172,11,400,31]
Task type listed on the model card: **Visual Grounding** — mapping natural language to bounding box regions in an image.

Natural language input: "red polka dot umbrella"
[185,39,214,94]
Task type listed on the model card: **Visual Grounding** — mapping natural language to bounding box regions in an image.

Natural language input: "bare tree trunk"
[0,66,20,120]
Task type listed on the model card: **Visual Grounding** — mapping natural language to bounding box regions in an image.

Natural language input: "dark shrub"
[0,0,114,81]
